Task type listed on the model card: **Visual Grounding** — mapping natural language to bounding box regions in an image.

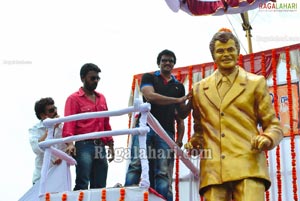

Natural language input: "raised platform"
[19,161,165,201]
[40,187,166,201]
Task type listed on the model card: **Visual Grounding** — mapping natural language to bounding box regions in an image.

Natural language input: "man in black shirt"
[125,49,190,201]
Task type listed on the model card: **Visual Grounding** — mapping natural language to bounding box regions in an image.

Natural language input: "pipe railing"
[38,99,199,198]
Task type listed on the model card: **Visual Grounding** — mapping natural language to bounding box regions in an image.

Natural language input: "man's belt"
[82,139,105,146]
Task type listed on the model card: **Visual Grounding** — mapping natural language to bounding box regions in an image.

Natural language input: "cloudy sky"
[0,1,299,200]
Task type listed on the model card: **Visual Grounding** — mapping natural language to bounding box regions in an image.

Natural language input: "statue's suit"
[191,67,283,194]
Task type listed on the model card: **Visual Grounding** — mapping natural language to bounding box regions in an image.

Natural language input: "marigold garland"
[270,49,282,201]
[275,145,282,201]
[174,119,181,201]
[77,191,84,201]
[119,188,125,201]
[271,49,279,117]
[127,75,137,147]
[61,193,67,201]
[261,53,266,77]
[175,154,180,201]
[129,76,136,129]
[131,75,136,96]
[101,189,107,201]
[264,147,270,201]
[143,191,149,201]
[45,192,50,201]
[187,66,193,142]
[285,47,298,201]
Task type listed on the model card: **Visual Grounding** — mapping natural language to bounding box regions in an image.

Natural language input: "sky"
[0,1,299,200]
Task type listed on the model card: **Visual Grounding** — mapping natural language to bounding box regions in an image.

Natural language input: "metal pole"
[241,12,253,54]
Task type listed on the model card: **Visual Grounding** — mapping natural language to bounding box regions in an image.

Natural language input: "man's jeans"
[73,140,108,190]
[125,128,174,201]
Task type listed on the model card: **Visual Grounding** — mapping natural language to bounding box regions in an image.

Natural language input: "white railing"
[38,99,199,199]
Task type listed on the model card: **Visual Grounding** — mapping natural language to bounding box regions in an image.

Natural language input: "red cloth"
[185,0,266,16]
[148,187,167,200]
[62,87,113,145]
[186,0,224,15]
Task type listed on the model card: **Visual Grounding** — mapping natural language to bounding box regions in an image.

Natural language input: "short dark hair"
[80,63,101,78]
[209,31,240,60]
[34,97,54,120]
[156,49,176,65]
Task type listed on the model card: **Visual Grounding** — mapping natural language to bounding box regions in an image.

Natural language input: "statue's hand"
[251,134,272,151]
[184,136,202,156]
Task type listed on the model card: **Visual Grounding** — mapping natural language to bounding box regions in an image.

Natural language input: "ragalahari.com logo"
[259,1,298,12]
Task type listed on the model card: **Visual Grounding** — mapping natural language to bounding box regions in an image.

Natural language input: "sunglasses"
[47,106,57,114]
[161,59,175,63]
[90,76,100,81]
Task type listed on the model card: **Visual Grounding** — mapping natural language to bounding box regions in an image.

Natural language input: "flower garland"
[45,192,50,201]
[174,69,183,200]
[261,52,271,201]
[143,191,149,201]
[77,191,84,201]
[261,52,271,200]
[187,66,193,142]
[119,188,125,201]
[129,76,136,129]
[61,193,67,201]
[175,154,180,201]
[265,155,270,201]
[131,75,136,97]
[286,47,298,201]
[126,75,137,147]
[101,189,107,201]
[271,49,282,201]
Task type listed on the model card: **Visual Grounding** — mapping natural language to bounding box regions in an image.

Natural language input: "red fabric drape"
[184,0,272,16]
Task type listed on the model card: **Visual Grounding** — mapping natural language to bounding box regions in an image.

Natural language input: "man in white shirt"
[29,97,65,185]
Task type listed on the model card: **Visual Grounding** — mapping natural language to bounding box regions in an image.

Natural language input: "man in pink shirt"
[63,63,114,190]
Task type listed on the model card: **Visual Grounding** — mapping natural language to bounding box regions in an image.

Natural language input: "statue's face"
[213,39,238,73]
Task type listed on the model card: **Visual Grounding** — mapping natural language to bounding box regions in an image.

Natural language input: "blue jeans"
[125,128,174,201]
[73,140,108,190]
